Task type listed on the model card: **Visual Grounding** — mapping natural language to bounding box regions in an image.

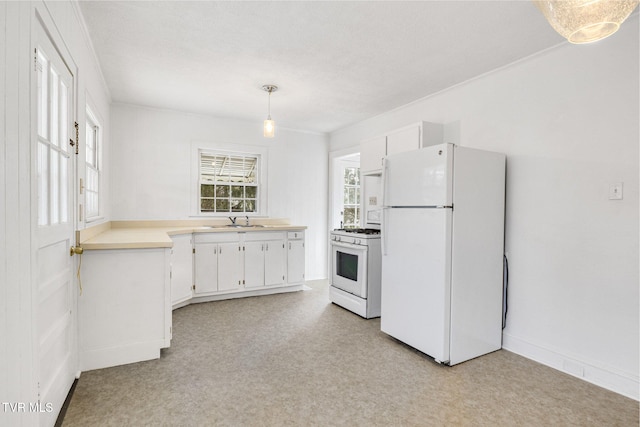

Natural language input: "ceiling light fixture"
[534,0,639,44]
[262,84,278,138]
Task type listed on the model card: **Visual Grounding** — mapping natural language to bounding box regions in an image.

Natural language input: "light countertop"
[80,221,306,250]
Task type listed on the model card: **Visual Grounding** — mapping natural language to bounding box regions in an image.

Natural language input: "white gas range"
[329,228,381,319]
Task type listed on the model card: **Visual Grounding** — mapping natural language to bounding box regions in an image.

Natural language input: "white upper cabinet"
[386,125,420,156]
[360,136,387,174]
[360,121,444,175]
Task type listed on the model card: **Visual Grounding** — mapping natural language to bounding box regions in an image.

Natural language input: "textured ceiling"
[78,1,565,133]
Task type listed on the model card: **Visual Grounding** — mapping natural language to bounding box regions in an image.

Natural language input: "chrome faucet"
[245,216,250,226]
[228,216,237,225]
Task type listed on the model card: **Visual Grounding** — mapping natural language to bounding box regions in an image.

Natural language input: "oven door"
[331,240,368,298]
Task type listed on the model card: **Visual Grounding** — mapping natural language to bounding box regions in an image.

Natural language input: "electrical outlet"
[609,183,623,200]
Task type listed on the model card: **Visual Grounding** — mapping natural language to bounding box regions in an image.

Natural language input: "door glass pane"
[37,51,48,139]
[60,81,68,153]
[37,142,49,226]
[50,151,59,225]
[50,68,59,146]
[60,155,68,223]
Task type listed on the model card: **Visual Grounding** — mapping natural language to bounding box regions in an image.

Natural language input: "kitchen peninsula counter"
[77,219,307,374]
[79,220,307,250]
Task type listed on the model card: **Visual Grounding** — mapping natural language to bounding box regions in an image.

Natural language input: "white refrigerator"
[380,143,506,365]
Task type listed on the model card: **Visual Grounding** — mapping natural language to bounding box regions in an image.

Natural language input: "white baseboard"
[502,332,639,401]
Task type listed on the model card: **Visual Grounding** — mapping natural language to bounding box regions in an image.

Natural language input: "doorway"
[330,152,361,230]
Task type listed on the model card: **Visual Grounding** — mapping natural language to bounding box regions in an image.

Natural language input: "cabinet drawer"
[243,231,286,242]
[194,233,239,244]
[287,231,304,240]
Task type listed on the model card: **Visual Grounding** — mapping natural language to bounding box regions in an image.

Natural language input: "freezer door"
[383,143,453,207]
[381,207,452,362]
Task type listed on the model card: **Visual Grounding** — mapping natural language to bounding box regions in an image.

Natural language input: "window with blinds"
[199,152,259,213]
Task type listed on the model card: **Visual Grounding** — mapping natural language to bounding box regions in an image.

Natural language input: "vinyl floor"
[63,280,639,426]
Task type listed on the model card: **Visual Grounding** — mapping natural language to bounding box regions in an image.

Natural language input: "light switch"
[609,183,623,200]
[369,196,377,206]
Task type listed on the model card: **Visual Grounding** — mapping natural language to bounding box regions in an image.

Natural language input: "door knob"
[70,246,84,256]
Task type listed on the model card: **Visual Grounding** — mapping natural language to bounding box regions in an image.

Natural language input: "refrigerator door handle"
[381,157,388,209]
[382,207,388,256]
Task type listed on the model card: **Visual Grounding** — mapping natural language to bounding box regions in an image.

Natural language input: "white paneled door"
[34,20,77,425]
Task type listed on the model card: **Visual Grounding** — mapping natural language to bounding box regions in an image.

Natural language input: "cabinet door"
[244,241,265,288]
[171,235,193,304]
[360,136,387,173]
[287,240,305,283]
[194,243,218,294]
[386,125,420,156]
[218,242,243,291]
[265,240,286,286]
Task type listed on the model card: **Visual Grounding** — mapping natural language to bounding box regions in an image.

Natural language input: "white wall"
[1,1,111,424]
[110,104,329,280]
[330,17,639,399]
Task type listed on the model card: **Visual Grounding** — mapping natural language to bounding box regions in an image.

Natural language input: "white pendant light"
[262,84,278,138]
[534,0,639,44]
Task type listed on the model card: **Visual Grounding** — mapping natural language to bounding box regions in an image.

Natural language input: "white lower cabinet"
[194,231,292,295]
[265,240,286,286]
[170,234,194,306]
[194,234,241,294]
[287,231,305,284]
[243,241,266,288]
[217,242,243,291]
[245,233,286,288]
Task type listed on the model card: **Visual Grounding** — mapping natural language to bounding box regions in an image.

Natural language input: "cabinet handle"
[266,243,269,251]
[289,242,291,250]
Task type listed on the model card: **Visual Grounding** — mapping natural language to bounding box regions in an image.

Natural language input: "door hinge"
[192,248,195,254]
[192,285,195,290]
[74,122,79,155]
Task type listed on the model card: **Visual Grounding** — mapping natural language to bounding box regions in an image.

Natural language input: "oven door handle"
[331,240,368,252]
